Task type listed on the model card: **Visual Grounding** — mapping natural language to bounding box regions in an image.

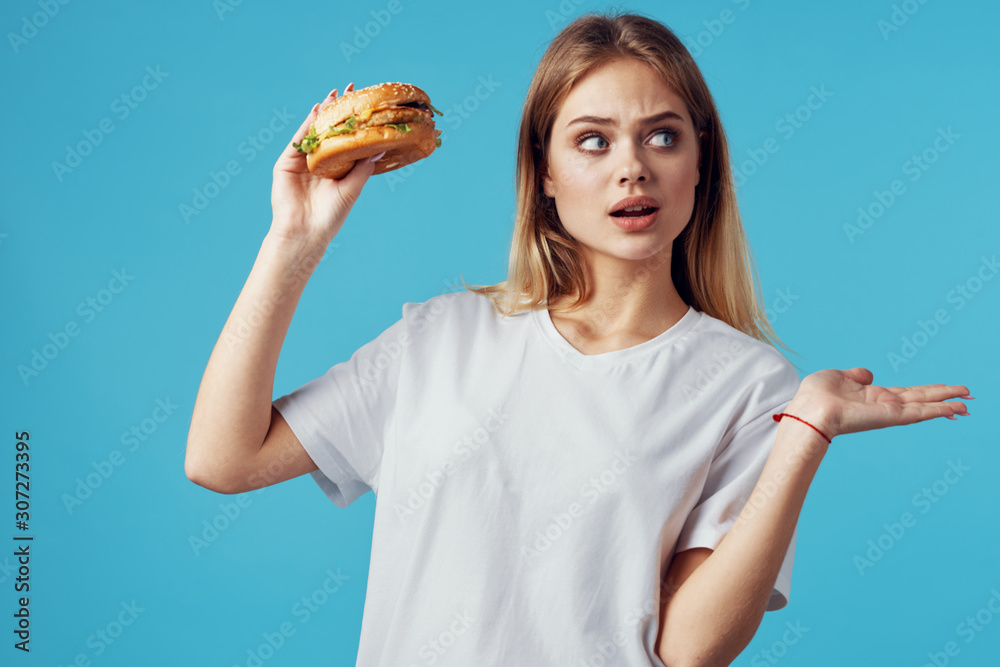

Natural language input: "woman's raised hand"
[787,367,971,441]
[269,82,383,244]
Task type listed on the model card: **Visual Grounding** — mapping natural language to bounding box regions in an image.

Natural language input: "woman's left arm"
[655,367,971,667]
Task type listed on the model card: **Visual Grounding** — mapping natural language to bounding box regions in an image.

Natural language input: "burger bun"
[303,82,441,180]
[306,121,439,180]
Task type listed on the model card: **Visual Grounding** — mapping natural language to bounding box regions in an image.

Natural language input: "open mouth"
[611,205,658,218]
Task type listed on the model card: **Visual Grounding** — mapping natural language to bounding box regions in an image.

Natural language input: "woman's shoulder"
[403,287,489,317]
[399,287,524,332]
[680,310,802,420]
[687,308,798,380]
[404,287,537,321]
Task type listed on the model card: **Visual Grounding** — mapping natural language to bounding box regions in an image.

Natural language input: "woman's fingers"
[276,83,359,172]
[277,102,321,164]
[292,103,319,142]
[903,403,969,424]
[899,396,970,423]
[319,83,353,112]
[864,397,968,429]
[841,367,874,385]
[280,82,355,164]
[318,88,338,113]
[888,384,972,404]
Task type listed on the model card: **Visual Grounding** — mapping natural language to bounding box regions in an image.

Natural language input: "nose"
[616,142,648,185]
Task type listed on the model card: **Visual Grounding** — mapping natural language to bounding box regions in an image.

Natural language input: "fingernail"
[369,151,386,163]
[328,89,337,97]
[957,411,971,417]
[945,415,957,420]
[959,395,975,399]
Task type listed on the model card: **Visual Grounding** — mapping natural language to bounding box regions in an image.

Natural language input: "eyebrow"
[565,110,685,129]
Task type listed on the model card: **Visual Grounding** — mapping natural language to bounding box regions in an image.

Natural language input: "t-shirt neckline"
[531,303,700,370]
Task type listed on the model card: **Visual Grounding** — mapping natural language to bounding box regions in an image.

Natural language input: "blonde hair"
[456,10,795,358]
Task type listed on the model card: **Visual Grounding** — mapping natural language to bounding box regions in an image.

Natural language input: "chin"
[589,239,674,265]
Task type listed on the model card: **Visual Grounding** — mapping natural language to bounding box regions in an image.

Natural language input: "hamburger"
[293,82,443,179]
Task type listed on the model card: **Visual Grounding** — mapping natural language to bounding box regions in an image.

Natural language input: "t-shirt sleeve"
[674,357,803,611]
[271,306,410,508]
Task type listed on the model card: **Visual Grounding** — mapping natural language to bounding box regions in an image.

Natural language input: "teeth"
[611,203,657,215]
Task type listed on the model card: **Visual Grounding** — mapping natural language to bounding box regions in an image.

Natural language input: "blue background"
[2,0,997,665]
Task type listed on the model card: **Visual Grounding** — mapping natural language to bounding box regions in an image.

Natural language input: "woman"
[185,11,971,666]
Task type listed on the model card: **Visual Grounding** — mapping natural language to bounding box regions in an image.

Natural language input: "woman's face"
[542,57,703,268]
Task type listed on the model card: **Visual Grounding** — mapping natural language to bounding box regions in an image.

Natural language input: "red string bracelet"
[772,413,832,444]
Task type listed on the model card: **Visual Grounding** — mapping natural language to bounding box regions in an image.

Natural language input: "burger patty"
[364,106,430,128]
[322,106,430,136]
[296,105,434,154]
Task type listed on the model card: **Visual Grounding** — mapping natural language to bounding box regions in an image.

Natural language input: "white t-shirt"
[273,289,802,666]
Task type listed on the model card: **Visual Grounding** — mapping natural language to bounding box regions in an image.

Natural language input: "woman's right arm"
[185,82,381,494]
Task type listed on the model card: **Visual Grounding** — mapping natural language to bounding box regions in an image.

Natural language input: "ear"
[540,162,555,199]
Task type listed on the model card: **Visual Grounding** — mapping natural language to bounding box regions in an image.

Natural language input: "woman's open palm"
[796,367,971,439]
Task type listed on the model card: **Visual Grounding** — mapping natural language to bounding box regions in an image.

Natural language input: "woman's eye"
[578,134,608,151]
[649,130,676,147]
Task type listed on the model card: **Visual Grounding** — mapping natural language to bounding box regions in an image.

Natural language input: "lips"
[610,196,660,218]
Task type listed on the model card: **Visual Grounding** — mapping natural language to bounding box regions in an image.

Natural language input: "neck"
[548,245,688,341]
